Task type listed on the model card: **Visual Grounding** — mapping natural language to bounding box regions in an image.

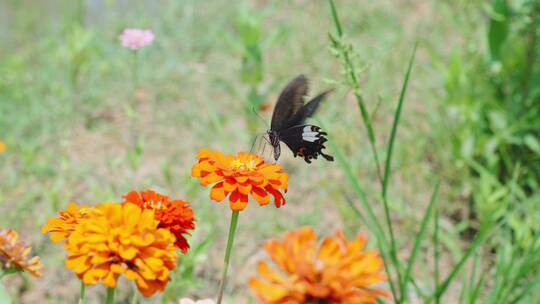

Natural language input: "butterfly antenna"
[250,106,270,129]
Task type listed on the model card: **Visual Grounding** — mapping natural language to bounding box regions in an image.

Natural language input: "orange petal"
[265,185,286,207]
[248,278,290,302]
[210,182,227,201]
[223,179,237,192]
[251,187,270,206]
[229,190,248,211]
[201,172,223,185]
[237,182,252,195]
[257,261,286,284]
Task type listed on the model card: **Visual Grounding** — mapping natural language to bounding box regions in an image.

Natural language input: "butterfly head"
[267,130,281,161]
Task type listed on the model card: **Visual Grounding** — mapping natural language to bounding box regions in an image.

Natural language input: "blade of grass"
[469,270,485,304]
[498,236,540,304]
[342,193,368,226]
[319,120,388,248]
[435,223,492,300]
[459,268,468,304]
[382,43,418,297]
[400,181,439,301]
[343,191,410,303]
[510,273,540,303]
[462,252,479,304]
[382,42,417,198]
[319,119,396,297]
[433,208,440,304]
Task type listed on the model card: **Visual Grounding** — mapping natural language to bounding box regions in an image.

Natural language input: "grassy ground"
[1,0,481,303]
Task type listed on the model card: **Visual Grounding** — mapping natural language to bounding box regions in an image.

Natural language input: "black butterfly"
[267,75,334,163]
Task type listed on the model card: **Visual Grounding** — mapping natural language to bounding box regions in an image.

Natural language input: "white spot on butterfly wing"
[303,136,318,142]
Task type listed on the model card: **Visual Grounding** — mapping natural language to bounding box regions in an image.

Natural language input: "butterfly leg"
[249,135,259,154]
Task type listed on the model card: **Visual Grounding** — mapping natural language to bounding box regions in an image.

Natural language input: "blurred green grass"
[1,0,532,303]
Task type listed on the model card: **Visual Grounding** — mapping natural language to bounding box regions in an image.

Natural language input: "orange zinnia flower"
[41,202,101,242]
[64,202,177,297]
[0,140,6,153]
[123,190,195,253]
[248,227,389,304]
[0,228,44,277]
[191,149,288,211]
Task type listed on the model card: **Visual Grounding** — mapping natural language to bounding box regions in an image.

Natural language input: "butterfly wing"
[278,125,334,163]
[283,90,331,129]
[270,75,309,131]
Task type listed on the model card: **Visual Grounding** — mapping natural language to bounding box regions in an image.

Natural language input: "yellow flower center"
[230,158,256,171]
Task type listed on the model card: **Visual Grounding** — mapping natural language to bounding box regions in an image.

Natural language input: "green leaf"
[487,0,510,60]
[234,12,262,46]
[524,134,540,155]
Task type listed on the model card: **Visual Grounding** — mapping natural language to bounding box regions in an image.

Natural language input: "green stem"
[105,287,115,304]
[434,209,440,304]
[132,50,139,92]
[522,1,538,105]
[131,282,139,304]
[0,268,17,278]
[78,282,86,304]
[129,50,139,148]
[217,211,240,304]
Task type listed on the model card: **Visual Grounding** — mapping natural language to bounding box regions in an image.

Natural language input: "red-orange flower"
[123,190,195,253]
[65,202,177,297]
[41,202,101,242]
[191,149,288,211]
[0,228,44,277]
[248,227,389,304]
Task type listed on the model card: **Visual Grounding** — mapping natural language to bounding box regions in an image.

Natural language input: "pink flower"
[119,28,155,50]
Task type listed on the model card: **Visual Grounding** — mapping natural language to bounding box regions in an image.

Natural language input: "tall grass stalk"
[382,42,417,299]
[321,129,395,296]
[327,0,418,299]
[327,0,383,183]
[326,1,491,302]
